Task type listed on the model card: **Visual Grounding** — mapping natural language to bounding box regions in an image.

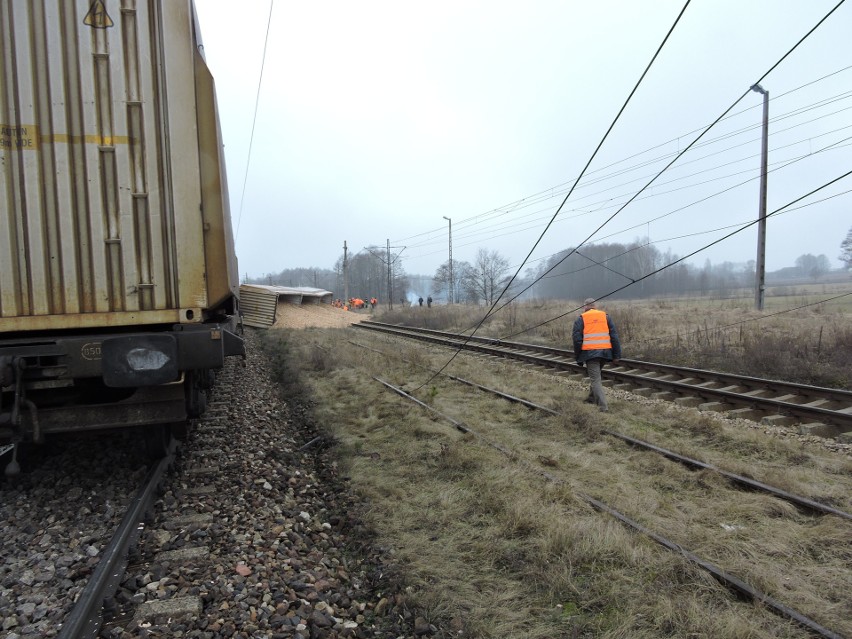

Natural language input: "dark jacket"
[572,311,622,364]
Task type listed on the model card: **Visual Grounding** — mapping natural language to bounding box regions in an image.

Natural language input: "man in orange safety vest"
[572,298,622,412]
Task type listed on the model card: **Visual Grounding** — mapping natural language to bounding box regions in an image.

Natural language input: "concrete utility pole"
[387,239,393,310]
[443,216,453,303]
[751,83,769,311]
[343,241,349,304]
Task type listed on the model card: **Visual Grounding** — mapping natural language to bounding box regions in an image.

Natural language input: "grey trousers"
[586,359,607,410]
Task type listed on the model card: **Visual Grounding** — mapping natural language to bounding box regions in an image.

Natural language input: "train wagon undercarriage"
[0,322,244,475]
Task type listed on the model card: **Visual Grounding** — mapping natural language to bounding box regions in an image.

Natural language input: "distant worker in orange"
[572,298,621,412]
[370,297,377,308]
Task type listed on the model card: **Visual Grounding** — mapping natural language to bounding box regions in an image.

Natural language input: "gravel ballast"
[2,329,428,638]
[108,328,425,638]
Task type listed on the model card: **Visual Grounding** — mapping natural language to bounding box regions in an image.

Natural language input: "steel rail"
[583,496,845,639]
[361,321,852,398]
[354,322,852,430]
[373,376,845,639]
[360,320,852,402]
[57,452,173,639]
[353,338,851,520]
[445,372,852,520]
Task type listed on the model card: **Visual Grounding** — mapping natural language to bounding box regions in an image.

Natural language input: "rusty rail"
[355,321,852,433]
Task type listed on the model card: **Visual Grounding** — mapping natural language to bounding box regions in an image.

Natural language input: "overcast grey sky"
[194,1,852,281]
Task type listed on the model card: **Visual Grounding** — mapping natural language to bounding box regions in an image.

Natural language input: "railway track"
[354,320,852,437]
[1,331,425,639]
[349,338,851,521]
[0,430,156,638]
[373,376,847,639]
[66,369,245,636]
[57,453,174,639]
[49,330,420,639]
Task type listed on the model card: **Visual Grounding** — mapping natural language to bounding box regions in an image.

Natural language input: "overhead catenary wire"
[500,168,852,340]
[572,136,852,249]
[538,150,847,260]
[477,0,849,322]
[403,131,850,288]
[391,67,852,249]
[235,0,275,239]
[400,103,852,260]
[531,185,852,283]
[489,123,847,314]
[403,131,851,264]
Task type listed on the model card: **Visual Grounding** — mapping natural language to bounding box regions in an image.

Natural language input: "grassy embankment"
[261,297,852,638]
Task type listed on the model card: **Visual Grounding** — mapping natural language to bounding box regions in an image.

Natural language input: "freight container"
[0,0,244,470]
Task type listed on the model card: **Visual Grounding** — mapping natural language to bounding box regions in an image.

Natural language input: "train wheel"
[186,371,207,418]
[170,419,190,441]
[144,424,173,460]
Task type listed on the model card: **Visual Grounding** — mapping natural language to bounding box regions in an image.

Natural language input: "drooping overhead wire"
[482,0,849,320]
[403,126,852,263]
[532,186,852,283]
[589,137,852,242]
[235,0,275,239]
[500,168,852,340]
[409,0,694,391]
[404,131,850,299]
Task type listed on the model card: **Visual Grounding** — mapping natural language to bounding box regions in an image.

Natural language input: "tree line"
[247,225,852,304]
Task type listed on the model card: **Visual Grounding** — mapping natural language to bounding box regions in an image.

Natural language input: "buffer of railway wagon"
[354,321,852,436]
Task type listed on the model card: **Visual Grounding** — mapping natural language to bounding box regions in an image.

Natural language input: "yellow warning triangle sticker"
[84,0,114,29]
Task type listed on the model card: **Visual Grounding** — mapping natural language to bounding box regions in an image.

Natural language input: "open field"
[261,315,852,639]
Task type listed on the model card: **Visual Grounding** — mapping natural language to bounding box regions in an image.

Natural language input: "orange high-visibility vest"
[581,309,612,350]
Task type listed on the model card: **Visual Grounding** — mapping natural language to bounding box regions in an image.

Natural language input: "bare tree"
[432,259,470,303]
[840,226,852,270]
[795,253,831,280]
[463,248,511,305]
[330,247,409,304]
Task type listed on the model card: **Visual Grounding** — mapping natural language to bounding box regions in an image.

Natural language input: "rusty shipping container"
[0,0,243,460]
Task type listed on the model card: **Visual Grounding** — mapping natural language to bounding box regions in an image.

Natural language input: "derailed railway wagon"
[0,0,244,473]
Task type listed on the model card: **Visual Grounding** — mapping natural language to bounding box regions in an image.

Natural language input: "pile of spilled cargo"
[271,301,369,330]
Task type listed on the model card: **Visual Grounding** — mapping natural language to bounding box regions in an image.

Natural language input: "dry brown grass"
[264,325,852,638]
